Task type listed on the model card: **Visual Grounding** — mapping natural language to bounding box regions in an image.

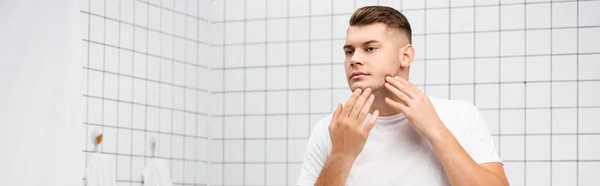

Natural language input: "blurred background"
[1,0,599,186]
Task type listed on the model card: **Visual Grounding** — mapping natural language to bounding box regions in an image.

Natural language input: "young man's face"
[343,23,405,92]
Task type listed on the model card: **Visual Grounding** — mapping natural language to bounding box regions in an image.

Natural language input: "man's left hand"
[384,76,444,139]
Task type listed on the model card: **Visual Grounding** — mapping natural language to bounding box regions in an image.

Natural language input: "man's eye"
[366,47,376,52]
[345,50,354,55]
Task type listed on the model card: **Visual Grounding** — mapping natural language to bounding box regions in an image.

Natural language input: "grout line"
[83,94,208,116]
[81,39,209,69]
[80,10,208,45]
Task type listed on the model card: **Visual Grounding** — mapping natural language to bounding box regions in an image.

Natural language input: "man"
[296,6,509,186]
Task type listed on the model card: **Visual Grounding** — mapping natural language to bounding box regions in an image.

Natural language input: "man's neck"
[368,87,403,116]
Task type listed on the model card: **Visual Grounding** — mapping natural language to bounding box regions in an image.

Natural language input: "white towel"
[143,159,173,186]
[85,153,117,186]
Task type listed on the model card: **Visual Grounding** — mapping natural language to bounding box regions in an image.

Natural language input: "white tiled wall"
[210,0,600,186]
[81,0,210,185]
[80,0,599,185]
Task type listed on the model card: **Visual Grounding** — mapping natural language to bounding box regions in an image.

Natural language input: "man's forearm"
[426,124,508,186]
[314,154,355,186]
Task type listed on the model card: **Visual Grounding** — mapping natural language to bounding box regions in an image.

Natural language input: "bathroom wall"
[210,0,600,186]
[0,0,82,185]
[80,0,211,185]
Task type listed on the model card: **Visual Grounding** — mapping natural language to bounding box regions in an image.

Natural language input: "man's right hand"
[328,88,380,159]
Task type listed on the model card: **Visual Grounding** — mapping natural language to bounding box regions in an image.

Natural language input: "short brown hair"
[349,6,412,43]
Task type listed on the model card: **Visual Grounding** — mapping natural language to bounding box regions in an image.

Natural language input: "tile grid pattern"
[82,0,210,185]
[211,0,600,186]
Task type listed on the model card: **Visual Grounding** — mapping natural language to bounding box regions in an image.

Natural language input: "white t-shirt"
[296,97,502,186]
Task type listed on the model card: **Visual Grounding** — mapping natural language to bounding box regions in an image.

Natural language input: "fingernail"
[395,76,400,79]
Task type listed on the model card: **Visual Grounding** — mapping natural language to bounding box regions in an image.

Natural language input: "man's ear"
[399,44,414,69]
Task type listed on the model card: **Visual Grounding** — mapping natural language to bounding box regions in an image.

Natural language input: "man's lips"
[350,71,370,79]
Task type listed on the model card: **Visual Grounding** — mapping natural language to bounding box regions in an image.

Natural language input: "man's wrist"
[329,151,359,163]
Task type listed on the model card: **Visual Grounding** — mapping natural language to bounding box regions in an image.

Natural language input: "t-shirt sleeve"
[462,103,502,165]
[296,115,332,186]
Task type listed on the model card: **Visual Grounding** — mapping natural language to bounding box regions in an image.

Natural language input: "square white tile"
[450,85,474,103]
[288,42,310,65]
[288,18,310,41]
[245,115,266,138]
[525,109,551,134]
[224,116,244,139]
[579,1,600,27]
[310,16,332,40]
[525,56,551,81]
[223,164,244,185]
[551,82,577,107]
[579,108,600,133]
[245,92,266,115]
[426,9,450,34]
[579,135,600,160]
[475,6,499,31]
[525,82,551,108]
[504,162,525,186]
[267,67,288,90]
[333,0,354,14]
[246,20,266,43]
[425,34,449,59]
[266,91,287,114]
[267,19,287,42]
[579,162,600,186]
[500,31,525,56]
[475,32,499,57]
[288,115,310,138]
[266,115,287,138]
[225,22,245,44]
[288,66,310,89]
[552,162,577,186]
[500,83,525,108]
[288,90,309,114]
[475,84,499,109]
[245,164,265,185]
[551,55,578,81]
[266,140,286,162]
[245,68,266,91]
[525,162,551,186]
[310,0,332,15]
[267,43,287,66]
[310,65,332,88]
[526,29,551,55]
[288,139,308,162]
[525,3,551,29]
[266,164,286,185]
[224,140,244,162]
[450,33,474,58]
[246,0,266,19]
[311,90,332,113]
[579,81,600,107]
[500,4,525,30]
[245,140,265,162]
[245,44,266,67]
[500,57,525,82]
[580,27,600,53]
[500,109,525,134]
[500,135,525,160]
[552,108,577,134]
[552,135,577,160]
[310,41,332,64]
[225,0,245,21]
[579,54,600,80]
[289,0,309,16]
[525,135,550,160]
